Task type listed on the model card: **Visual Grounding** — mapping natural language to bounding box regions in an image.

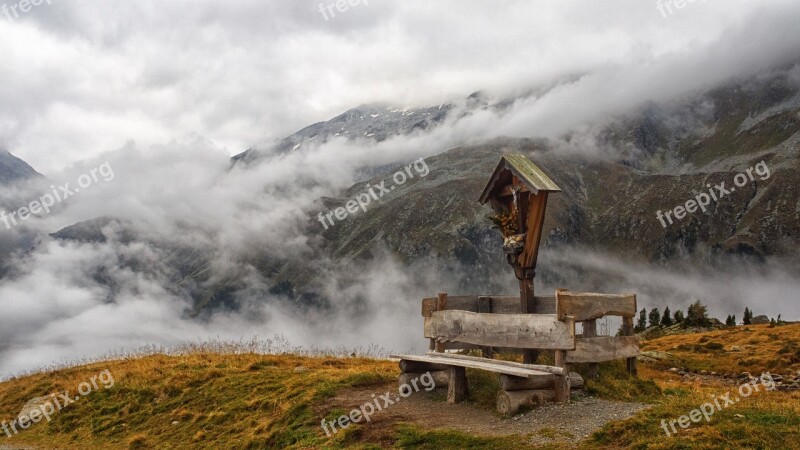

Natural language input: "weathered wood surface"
[623,316,638,375]
[432,342,532,352]
[520,192,548,269]
[423,351,566,376]
[399,360,450,373]
[499,372,584,391]
[391,354,560,377]
[421,296,556,317]
[448,366,468,403]
[424,311,575,350]
[583,319,598,379]
[478,297,495,358]
[434,293,448,353]
[497,389,555,415]
[565,336,640,363]
[553,350,570,403]
[399,371,449,389]
[556,291,637,321]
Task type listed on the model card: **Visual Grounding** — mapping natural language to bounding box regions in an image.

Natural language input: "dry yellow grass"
[585,324,800,449]
[641,322,800,375]
[0,353,397,449]
[2,325,799,449]
[588,365,800,449]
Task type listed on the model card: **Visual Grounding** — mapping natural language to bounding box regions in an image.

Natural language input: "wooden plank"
[422,352,566,376]
[440,342,479,351]
[422,295,555,317]
[424,311,575,350]
[448,366,468,403]
[391,354,560,377]
[477,297,492,314]
[565,336,640,363]
[423,296,479,316]
[399,360,450,373]
[556,291,637,321]
[435,293,448,353]
[499,372,584,391]
[520,192,548,269]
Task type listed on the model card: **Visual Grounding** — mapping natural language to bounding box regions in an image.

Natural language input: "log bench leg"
[584,319,599,379]
[623,316,638,376]
[399,371,449,389]
[626,357,638,376]
[447,366,468,404]
[554,374,570,403]
[497,389,554,415]
[553,350,570,403]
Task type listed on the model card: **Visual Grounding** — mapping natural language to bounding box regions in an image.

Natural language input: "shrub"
[685,300,710,327]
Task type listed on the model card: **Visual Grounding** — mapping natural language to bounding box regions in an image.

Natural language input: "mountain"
[232,103,453,164]
[0,150,44,277]
[230,91,516,164]
[49,217,240,314]
[0,149,41,185]
[272,68,800,295]
[46,66,800,311]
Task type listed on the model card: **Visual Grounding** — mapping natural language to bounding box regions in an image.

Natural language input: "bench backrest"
[421,291,639,362]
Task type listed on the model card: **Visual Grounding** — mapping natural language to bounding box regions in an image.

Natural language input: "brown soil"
[319,382,651,447]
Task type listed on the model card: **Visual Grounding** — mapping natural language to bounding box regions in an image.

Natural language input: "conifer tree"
[661,306,673,327]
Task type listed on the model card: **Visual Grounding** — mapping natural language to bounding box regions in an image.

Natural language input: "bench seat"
[390,352,563,378]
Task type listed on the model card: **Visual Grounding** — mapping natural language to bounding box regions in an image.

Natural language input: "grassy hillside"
[592,323,800,449]
[0,354,399,449]
[1,326,799,449]
[641,322,800,375]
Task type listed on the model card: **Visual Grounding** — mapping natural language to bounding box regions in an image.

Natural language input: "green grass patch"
[392,423,542,449]
[582,361,661,402]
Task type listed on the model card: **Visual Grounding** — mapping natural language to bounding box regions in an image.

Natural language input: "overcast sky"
[1,0,799,173]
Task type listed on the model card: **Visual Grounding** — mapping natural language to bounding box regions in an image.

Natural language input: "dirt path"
[323,383,651,446]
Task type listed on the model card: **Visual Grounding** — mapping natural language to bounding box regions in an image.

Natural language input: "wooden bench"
[395,290,639,414]
[390,352,587,415]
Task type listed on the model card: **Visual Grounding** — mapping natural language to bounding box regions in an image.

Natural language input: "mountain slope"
[42,67,800,311]
[1,325,798,449]
[0,149,41,185]
[231,90,517,164]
